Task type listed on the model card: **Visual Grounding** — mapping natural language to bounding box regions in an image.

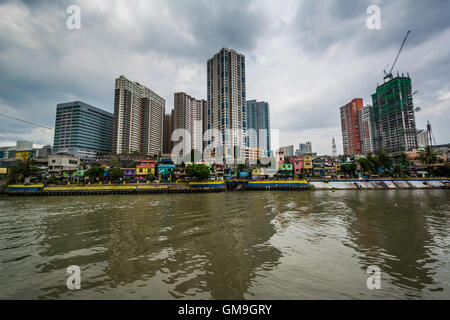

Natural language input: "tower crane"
[384,30,411,81]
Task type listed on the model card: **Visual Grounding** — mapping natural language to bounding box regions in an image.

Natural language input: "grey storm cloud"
[0,0,449,154]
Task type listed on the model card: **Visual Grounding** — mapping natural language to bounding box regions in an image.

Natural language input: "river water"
[0,190,449,299]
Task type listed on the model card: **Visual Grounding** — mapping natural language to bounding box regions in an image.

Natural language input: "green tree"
[110,156,120,168]
[357,157,371,175]
[392,152,411,177]
[46,176,59,185]
[339,163,357,177]
[418,146,438,172]
[85,166,105,181]
[366,154,381,174]
[392,162,409,178]
[376,151,393,173]
[431,164,450,177]
[6,159,40,184]
[185,164,210,181]
[109,168,124,182]
[147,173,157,182]
[396,152,410,167]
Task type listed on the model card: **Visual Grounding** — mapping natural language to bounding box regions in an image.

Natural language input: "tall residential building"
[340,98,363,155]
[371,75,417,153]
[246,100,271,156]
[416,129,429,148]
[163,110,174,154]
[279,145,294,158]
[358,105,375,154]
[295,142,313,156]
[305,142,312,154]
[173,92,206,154]
[113,75,165,155]
[53,101,113,155]
[206,48,246,162]
[296,143,307,156]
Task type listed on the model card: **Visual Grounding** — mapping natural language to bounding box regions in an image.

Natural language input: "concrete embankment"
[309,179,449,190]
[246,180,309,190]
[5,179,449,196]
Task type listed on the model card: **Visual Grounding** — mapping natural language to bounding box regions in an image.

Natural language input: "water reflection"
[336,190,450,298]
[34,193,282,299]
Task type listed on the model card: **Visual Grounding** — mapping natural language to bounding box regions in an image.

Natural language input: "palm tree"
[419,146,438,166]
[396,152,410,167]
[418,146,439,175]
[392,152,411,177]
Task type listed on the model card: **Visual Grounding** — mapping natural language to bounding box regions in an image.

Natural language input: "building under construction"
[370,74,417,153]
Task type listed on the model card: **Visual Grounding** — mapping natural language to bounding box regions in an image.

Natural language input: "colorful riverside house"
[251,167,265,180]
[302,154,313,177]
[276,148,285,171]
[70,169,86,183]
[279,163,293,178]
[289,157,304,176]
[137,160,156,177]
[324,165,337,178]
[312,157,325,177]
[157,164,175,181]
[123,168,136,177]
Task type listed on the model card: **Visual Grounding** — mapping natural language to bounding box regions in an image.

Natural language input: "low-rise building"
[122,168,136,177]
[157,164,175,176]
[302,154,313,176]
[48,154,80,176]
[136,160,157,176]
[276,149,285,171]
[289,157,304,176]
[279,163,293,178]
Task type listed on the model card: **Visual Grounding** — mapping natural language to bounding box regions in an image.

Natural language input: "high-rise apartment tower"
[113,75,165,155]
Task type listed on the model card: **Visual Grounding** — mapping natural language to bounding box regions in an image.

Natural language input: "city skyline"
[0,0,449,155]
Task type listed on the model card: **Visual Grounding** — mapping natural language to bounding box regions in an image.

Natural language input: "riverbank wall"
[246,180,309,190]
[7,181,226,196]
[308,178,450,190]
[4,178,449,196]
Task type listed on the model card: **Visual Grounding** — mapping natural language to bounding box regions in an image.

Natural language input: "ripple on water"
[0,191,449,299]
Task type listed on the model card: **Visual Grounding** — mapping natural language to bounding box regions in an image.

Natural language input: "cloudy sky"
[0,0,449,155]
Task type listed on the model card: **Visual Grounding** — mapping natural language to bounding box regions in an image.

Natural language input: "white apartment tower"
[113,75,165,155]
[206,48,246,162]
[358,105,375,154]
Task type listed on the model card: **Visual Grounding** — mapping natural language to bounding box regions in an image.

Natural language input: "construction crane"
[384,30,411,81]
[0,113,54,130]
[426,121,437,146]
